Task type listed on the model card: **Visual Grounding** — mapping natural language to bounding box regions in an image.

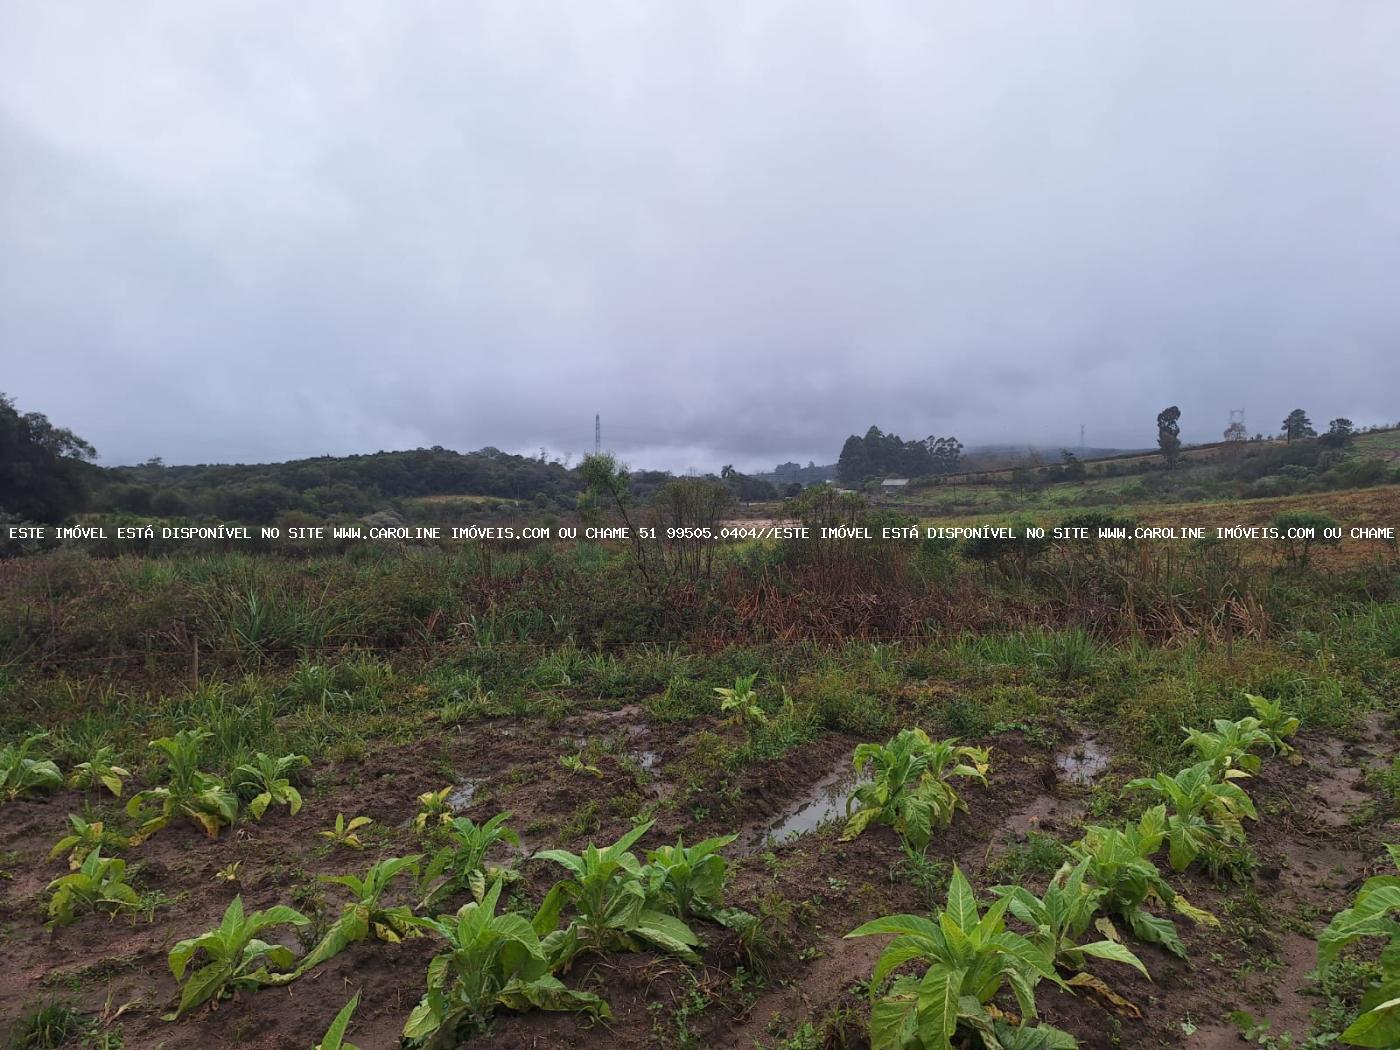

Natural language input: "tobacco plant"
[126,729,238,841]
[843,729,991,850]
[1317,844,1400,1046]
[558,754,603,777]
[1182,718,1273,776]
[532,821,700,966]
[46,850,140,926]
[846,866,1075,1049]
[404,878,608,1047]
[643,833,738,922]
[282,855,422,979]
[994,857,1149,1005]
[1,732,63,802]
[49,813,126,869]
[1125,761,1257,874]
[1067,809,1215,959]
[166,896,309,1018]
[715,673,767,728]
[68,746,131,798]
[420,812,521,910]
[322,813,373,849]
[315,992,362,1050]
[213,861,242,883]
[233,751,309,819]
[1245,693,1300,757]
[415,788,454,831]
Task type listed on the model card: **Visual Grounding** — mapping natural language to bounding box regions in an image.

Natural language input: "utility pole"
[1079,423,1085,452]
[594,414,600,455]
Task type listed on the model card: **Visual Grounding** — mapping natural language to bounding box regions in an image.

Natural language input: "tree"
[1223,421,1247,443]
[926,436,963,475]
[0,393,97,523]
[837,426,961,483]
[1059,448,1086,481]
[580,452,654,589]
[836,433,873,485]
[1318,417,1354,449]
[1156,406,1182,469]
[647,478,733,584]
[1281,409,1315,443]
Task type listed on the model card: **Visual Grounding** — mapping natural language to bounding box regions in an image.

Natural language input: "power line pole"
[594,414,600,455]
[1079,423,1085,452]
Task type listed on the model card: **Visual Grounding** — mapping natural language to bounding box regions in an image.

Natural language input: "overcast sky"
[3,3,1397,472]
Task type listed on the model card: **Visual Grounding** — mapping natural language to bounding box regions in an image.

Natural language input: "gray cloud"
[3,2,1398,471]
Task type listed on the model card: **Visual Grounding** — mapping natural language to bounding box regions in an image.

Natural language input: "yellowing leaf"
[1067,971,1141,1019]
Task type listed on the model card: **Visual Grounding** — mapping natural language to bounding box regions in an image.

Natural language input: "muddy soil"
[0,711,1393,1050]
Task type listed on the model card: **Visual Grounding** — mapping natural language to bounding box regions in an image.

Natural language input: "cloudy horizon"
[3,2,1398,474]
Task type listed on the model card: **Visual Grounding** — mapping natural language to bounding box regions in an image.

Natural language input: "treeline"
[836,426,962,485]
[3,394,795,529]
[93,447,583,523]
[0,393,98,523]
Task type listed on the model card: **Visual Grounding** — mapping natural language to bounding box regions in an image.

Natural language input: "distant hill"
[958,444,1149,471]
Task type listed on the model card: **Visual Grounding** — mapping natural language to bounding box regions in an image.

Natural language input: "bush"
[1321,458,1388,490]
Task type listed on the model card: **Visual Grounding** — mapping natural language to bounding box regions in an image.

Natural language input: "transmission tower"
[594,414,600,454]
[1224,408,1247,444]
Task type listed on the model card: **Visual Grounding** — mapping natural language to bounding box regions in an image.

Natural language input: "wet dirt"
[0,712,1393,1050]
[741,747,868,850]
[447,777,480,812]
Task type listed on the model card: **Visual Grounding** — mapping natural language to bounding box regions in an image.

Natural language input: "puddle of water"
[447,779,479,813]
[1003,793,1086,838]
[760,759,871,847]
[1055,737,1110,786]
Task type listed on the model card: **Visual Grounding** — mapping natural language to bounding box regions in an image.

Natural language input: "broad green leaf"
[1074,940,1150,978]
[914,962,964,1049]
[945,867,980,932]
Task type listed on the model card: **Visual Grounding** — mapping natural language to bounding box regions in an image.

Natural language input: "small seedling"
[322,813,373,849]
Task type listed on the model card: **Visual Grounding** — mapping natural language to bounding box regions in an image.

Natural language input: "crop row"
[3,685,1394,1047]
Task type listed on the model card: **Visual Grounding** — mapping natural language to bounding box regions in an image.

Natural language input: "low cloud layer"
[3,2,1398,471]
